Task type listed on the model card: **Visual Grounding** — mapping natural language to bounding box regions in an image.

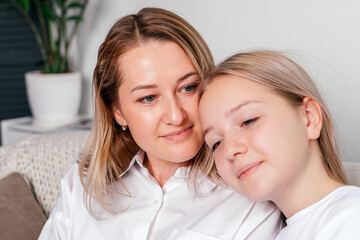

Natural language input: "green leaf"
[41,4,56,21]
[66,15,83,21]
[54,0,62,7]
[17,0,30,12]
[66,2,84,9]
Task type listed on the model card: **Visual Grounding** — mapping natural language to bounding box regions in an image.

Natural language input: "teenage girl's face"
[199,75,313,201]
[114,40,203,165]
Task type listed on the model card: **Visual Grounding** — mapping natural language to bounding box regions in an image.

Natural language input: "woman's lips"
[161,126,193,141]
[237,161,263,180]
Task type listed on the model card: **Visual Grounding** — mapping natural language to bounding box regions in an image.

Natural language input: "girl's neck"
[273,143,344,219]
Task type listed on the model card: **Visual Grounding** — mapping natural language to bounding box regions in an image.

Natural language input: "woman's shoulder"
[60,163,83,193]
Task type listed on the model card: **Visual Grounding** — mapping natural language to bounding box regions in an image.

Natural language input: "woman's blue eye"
[212,140,223,151]
[140,95,156,103]
[182,84,198,93]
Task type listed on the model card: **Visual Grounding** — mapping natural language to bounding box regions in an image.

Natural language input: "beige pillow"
[0,172,47,240]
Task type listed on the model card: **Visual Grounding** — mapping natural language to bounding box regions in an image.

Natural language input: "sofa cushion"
[0,172,46,240]
[0,130,90,216]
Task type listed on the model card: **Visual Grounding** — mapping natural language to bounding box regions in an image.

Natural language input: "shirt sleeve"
[317,207,360,239]
[38,164,78,240]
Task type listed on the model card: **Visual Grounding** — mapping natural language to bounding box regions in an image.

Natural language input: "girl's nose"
[223,135,248,161]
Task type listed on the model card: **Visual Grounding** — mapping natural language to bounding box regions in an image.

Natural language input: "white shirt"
[276,186,360,240]
[39,151,281,240]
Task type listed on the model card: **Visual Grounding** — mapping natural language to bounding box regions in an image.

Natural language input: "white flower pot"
[25,71,82,122]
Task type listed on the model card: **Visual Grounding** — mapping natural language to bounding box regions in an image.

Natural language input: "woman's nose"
[163,97,186,125]
[223,135,247,161]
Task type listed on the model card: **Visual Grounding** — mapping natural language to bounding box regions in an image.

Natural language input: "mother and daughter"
[39,7,360,240]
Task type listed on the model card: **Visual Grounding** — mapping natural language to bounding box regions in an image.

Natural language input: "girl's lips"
[237,161,263,180]
[161,126,193,141]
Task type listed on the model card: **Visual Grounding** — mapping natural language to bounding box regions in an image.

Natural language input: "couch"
[0,131,359,240]
[0,131,90,240]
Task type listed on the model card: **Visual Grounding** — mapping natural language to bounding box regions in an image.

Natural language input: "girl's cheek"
[215,155,225,172]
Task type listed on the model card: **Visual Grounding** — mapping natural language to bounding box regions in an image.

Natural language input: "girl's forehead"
[200,75,293,118]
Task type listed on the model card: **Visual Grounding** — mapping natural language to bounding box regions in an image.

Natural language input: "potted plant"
[6,0,88,123]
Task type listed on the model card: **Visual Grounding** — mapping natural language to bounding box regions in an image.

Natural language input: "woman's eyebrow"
[130,71,198,93]
[177,71,198,83]
[130,84,157,93]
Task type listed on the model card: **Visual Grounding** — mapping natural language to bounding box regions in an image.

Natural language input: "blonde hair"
[202,50,347,185]
[79,7,214,215]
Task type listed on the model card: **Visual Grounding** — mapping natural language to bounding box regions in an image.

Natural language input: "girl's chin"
[235,183,271,201]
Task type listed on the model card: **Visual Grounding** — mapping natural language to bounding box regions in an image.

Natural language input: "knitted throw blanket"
[0,131,89,217]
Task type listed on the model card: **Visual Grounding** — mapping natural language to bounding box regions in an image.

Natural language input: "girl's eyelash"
[210,118,259,152]
[241,117,259,127]
[212,140,223,151]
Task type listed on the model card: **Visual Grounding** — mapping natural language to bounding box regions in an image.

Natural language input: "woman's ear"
[112,106,127,127]
[302,97,323,140]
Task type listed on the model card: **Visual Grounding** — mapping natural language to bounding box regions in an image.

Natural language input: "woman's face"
[114,40,203,165]
[199,75,312,201]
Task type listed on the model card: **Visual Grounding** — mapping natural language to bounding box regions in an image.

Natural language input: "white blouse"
[276,186,360,239]
[39,151,282,240]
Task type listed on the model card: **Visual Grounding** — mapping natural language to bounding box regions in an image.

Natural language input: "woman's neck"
[143,154,190,187]
[273,143,344,219]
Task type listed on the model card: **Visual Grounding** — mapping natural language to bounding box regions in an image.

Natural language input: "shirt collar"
[119,150,145,177]
[119,150,217,192]
[120,150,190,178]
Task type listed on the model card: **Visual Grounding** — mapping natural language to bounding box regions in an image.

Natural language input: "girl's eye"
[140,95,156,103]
[241,117,259,127]
[211,140,223,151]
[181,83,198,93]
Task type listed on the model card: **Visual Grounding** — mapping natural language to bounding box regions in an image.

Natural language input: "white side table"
[1,116,92,146]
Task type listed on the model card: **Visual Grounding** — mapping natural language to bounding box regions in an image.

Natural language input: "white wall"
[75,0,360,163]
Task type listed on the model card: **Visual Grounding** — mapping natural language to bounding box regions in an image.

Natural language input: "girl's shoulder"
[328,185,360,207]
[306,185,360,218]
[277,186,360,239]
[314,186,360,238]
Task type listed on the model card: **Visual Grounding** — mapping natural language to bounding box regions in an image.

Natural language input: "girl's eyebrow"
[130,71,198,93]
[225,101,262,117]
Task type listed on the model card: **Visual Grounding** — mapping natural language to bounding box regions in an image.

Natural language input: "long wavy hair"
[79,7,214,215]
[201,50,347,185]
